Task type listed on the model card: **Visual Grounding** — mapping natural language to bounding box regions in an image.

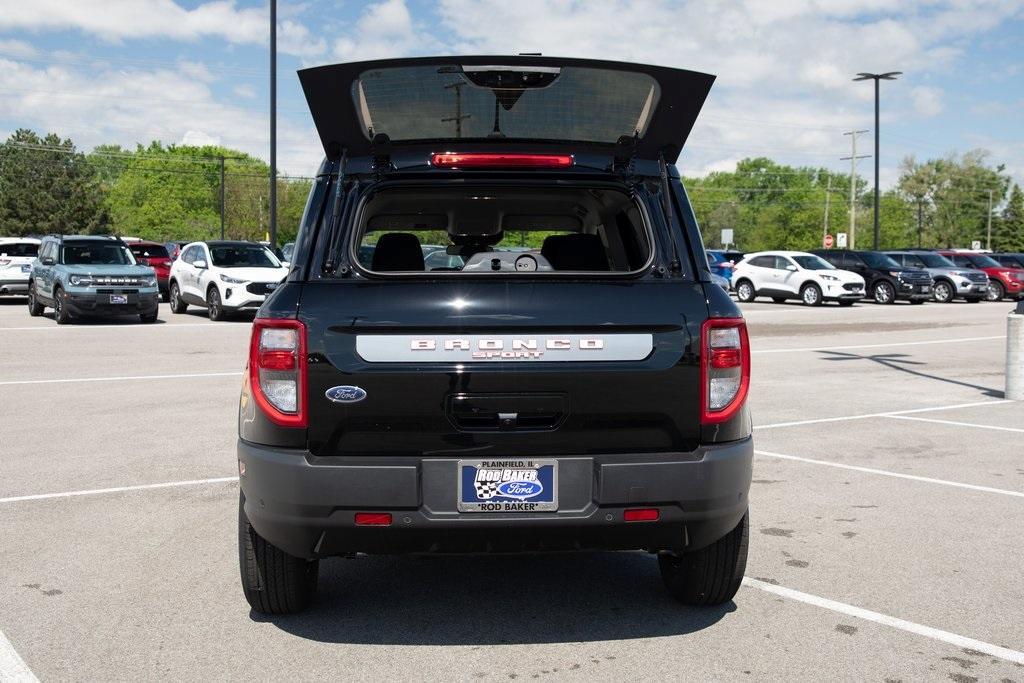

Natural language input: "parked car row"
[726,248,1024,306]
[1,234,288,324]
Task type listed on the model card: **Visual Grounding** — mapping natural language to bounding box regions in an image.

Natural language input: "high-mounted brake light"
[248,318,307,427]
[700,318,750,425]
[430,153,573,169]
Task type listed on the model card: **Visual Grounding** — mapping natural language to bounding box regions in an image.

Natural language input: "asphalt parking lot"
[1,297,1022,681]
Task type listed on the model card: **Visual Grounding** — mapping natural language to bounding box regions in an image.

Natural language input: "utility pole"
[917,199,923,248]
[268,0,277,249]
[841,130,870,250]
[219,155,225,240]
[823,172,832,244]
[442,81,471,138]
[986,189,994,250]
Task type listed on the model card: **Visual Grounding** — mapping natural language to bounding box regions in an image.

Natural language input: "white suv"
[168,241,288,320]
[0,238,41,296]
[732,250,865,306]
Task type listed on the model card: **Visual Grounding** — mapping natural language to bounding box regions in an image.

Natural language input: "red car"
[939,250,1024,302]
[128,241,172,302]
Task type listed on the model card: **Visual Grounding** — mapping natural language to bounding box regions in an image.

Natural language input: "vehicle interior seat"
[371,232,425,271]
[541,234,609,271]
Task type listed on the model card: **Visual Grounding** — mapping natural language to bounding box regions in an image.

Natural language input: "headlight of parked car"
[820,274,839,282]
[140,276,157,287]
[68,275,93,286]
[220,274,247,285]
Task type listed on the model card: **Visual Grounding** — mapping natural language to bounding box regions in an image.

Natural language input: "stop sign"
[823,234,834,249]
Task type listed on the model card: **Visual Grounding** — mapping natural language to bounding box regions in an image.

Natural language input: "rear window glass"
[129,244,169,259]
[0,242,38,257]
[353,65,659,144]
[349,186,651,275]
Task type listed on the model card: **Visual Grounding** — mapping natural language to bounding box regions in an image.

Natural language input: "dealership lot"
[1,298,1022,681]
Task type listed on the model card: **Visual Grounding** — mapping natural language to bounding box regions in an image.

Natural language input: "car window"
[966,254,1000,268]
[62,241,134,265]
[210,244,281,268]
[998,256,1024,268]
[748,255,773,268]
[129,244,169,259]
[887,254,906,266]
[774,256,794,270]
[0,242,39,257]
[860,252,900,269]
[949,254,971,268]
[793,255,834,270]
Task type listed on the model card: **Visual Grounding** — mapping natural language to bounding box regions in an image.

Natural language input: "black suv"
[812,249,933,304]
[237,56,752,614]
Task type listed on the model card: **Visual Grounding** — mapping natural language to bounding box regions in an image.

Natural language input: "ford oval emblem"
[325,385,366,403]
[496,480,543,500]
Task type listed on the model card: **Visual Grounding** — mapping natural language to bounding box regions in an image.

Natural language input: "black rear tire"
[239,493,319,614]
[659,510,749,606]
[735,280,756,303]
[873,280,895,304]
[800,283,822,306]
[168,281,188,314]
[27,286,44,316]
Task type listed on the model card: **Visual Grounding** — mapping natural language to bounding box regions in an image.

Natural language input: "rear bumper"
[238,437,753,559]
[0,279,29,294]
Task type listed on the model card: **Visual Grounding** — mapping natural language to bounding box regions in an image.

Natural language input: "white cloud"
[333,0,437,62]
[233,84,256,99]
[0,0,326,58]
[0,56,321,175]
[910,85,944,117]
[0,38,38,59]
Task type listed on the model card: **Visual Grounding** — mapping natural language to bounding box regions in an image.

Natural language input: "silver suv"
[885,251,988,303]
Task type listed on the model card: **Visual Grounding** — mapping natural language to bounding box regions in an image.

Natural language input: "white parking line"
[0,477,238,504]
[742,578,1024,666]
[0,626,38,682]
[754,399,1013,430]
[885,414,1024,434]
[0,371,241,387]
[752,335,1003,354]
[755,450,1024,498]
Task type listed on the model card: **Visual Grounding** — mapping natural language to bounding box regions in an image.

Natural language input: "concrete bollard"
[1007,301,1024,400]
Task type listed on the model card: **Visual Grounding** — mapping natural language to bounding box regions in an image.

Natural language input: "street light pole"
[268,0,277,249]
[853,71,901,250]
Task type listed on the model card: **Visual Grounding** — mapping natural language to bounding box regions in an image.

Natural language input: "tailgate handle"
[447,394,567,432]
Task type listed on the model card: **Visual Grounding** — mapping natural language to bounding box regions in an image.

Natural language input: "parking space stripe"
[754,399,1013,430]
[752,335,1002,354]
[0,627,38,682]
[0,371,241,387]
[0,477,238,504]
[755,450,1024,498]
[742,578,1024,666]
[885,414,1024,433]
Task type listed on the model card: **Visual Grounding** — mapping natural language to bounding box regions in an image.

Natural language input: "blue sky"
[1,0,1022,189]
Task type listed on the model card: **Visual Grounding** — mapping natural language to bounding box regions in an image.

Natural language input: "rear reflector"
[354,512,392,526]
[624,508,659,522]
[430,153,573,169]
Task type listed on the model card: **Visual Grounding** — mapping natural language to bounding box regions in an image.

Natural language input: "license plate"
[20,265,31,273]
[109,294,128,304]
[458,459,557,512]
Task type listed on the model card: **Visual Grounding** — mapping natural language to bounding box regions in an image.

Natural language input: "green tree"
[0,129,108,236]
[993,184,1024,252]
[896,150,1009,248]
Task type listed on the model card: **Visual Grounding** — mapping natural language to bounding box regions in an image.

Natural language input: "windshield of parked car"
[914,253,957,268]
[62,241,134,265]
[0,242,39,257]
[793,255,835,270]
[210,244,281,268]
[861,252,901,269]
[966,254,1000,268]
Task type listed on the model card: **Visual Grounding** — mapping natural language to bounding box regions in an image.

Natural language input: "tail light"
[700,318,750,424]
[248,318,307,427]
[430,153,573,169]
[0,258,10,266]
